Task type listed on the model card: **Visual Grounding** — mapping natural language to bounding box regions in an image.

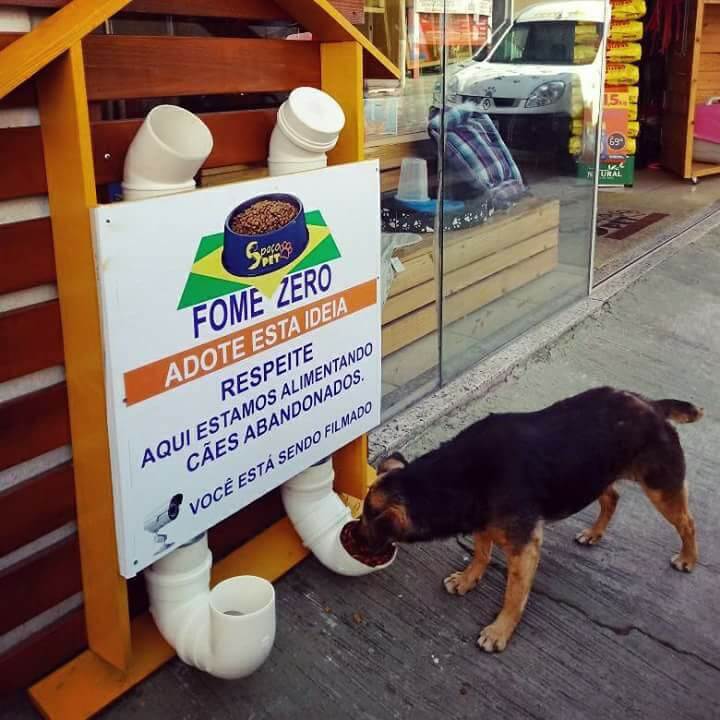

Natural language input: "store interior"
[359,0,720,418]
[592,0,720,283]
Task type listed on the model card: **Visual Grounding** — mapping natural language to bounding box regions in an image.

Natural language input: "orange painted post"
[320,39,375,501]
[36,44,131,671]
[321,41,365,165]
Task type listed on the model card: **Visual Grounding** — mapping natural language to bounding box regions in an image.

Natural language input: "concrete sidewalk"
[7,226,720,719]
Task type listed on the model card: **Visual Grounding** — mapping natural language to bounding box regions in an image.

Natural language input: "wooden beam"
[321,42,364,165]
[0,0,132,100]
[82,36,321,101]
[0,0,290,20]
[275,0,400,79]
[36,44,131,671]
[318,40,373,500]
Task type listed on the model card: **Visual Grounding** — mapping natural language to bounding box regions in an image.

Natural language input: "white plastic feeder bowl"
[282,461,397,576]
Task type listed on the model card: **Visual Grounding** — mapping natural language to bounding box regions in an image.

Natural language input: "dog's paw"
[477,621,511,653]
[575,529,602,546]
[443,571,478,596]
[671,553,696,573]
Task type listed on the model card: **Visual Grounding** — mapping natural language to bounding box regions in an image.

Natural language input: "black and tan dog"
[359,387,702,653]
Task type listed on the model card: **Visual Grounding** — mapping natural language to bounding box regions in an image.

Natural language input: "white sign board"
[93,162,382,577]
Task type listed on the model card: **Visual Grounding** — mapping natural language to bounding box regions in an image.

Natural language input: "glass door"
[437,0,606,383]
[364,0,448,420]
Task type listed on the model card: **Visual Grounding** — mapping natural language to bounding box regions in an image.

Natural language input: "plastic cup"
[396,157,430,202]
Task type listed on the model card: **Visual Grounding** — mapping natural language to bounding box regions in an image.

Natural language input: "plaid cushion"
[429,106,527,208]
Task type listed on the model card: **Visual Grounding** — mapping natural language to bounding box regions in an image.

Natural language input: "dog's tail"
[652,399,704,424]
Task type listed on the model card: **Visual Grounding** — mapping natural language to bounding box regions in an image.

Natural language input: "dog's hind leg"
[637,427,697,572]
[642,484,697,572]
[575,485,620,546]
[444,531,492,596]
[478,522,543,653]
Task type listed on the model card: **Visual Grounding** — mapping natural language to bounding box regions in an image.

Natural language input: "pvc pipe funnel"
[145,534,275,679]
[282,461,396,576]
[268,87,345,177]
[122,104,213,200]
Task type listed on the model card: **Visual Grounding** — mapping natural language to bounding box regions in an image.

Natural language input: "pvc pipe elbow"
[267,88,345,177]
[122,105,213,198]
[145,535,275,680]
[282,462,396,577]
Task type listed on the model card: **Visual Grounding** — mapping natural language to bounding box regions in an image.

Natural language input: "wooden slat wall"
[83,36,320,100]
[0,81,35,109]
[0,464,75,557]
[0,218,56,293]
[0,302,63,382]
[0,109,278,200]
[0,536,82,637]
[94,109,277,183]
[0,609,86,696]
[0,384,70,471]
[0,3,330,693]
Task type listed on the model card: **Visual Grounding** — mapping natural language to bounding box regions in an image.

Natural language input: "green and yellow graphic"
[178,209,340,309]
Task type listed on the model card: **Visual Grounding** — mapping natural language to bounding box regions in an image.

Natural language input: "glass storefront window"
[361,0,606,419]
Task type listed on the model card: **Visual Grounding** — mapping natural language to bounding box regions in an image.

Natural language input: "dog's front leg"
[444,531,493,595]
[478,522,543,653]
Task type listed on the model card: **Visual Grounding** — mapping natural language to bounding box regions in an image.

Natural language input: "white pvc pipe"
[122,104,213,201]
[268,87,345,177]
[144,534,275,679]
[281,461,396,576]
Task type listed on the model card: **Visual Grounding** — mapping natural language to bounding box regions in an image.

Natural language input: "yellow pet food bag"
[574,44,598,64]
[605,85,639,103]
[610,20,644,41]
[627,121,640,138]
[572,119,584,136]
[627,104,638,121]
[569,136,582,156]
[606,41,642,62]
[610,0,647,20]
[606,62,640,86]
[576,22,602,43]
[626,137,637,155]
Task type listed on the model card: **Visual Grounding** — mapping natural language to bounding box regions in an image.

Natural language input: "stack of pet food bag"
[572,0,645,186]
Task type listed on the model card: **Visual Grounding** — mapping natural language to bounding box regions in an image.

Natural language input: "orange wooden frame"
[7,0,394,712]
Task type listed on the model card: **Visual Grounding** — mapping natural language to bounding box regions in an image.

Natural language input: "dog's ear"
[377,451,408,476]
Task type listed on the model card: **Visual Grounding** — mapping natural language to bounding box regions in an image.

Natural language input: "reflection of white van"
[431,0,608,151]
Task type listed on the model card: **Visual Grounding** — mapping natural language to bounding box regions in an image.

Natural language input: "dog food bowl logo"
[178,193,341,309]
[222,193,308,277]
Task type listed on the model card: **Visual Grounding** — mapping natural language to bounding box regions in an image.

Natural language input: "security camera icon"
[144,493,183,555]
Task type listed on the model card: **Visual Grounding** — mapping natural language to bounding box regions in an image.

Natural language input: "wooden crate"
[381,198,561,356]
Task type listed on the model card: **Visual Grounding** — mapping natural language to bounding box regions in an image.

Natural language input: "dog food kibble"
[231,199,297,235]
[340,521,395,567]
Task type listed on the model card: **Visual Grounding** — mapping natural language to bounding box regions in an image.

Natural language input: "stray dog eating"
[360,387,702,653]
